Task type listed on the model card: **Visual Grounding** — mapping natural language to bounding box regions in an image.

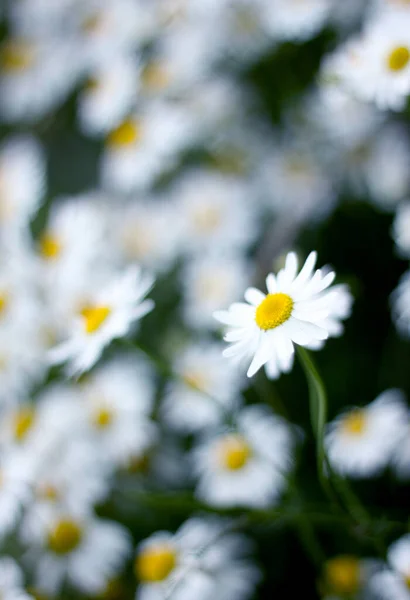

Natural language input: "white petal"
[247,333,273,377]
[266,273,277,294]
[286,317,328,345]
[244,287,265,306]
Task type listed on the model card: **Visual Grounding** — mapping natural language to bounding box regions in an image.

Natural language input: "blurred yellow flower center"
[404,573,410,589]
[14,407,35,441]
[255,293,294,330]
[92,407,114,429]
[387,46,410,71]
[141,62,170,91]
[135,545,177,582]
[0,40,35,72]
[39,233,61,260]
[122,225,153,259]
[108,120,142,148]
[342,409,367,436]
[39,484,59,501]
[0,293,8,315]
[80,305,111,334]
[325,556,360,595]
[82,13,105,33]
[182,370,207,393]
[218,434,252,470]
[192,206,221,233]
[48,519,83,554]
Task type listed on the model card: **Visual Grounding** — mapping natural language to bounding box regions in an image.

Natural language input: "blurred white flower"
[193,405,294,508]
[182,252,251,330]
[48,266,154,375]
[370,535,410,600]
[214,251,352,378]
[135,516,260,600]
[391,269,410,338]
[23,509,131,596]
[325,389,407,478]
[0,450,33,539]
[258,0,332,41]
[0,557,33,600]
[392,202,410,257]
[161,341,244,433]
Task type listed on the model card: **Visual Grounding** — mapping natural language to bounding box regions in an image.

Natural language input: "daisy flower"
[325,389,407,478]
[259,0,332,42]
[0,557,33,600]
[193,405,294,508]
[321,555,376,599]
[391,269,410,337]
[48,266,154,375]
[23,509,131,596]
[392,202,410,257]
[0,450,33,539]
[370,535,410,600]
[134,517,260,600]
[214,251,352,378]
[391,410,410,478]
[161,341,244,433]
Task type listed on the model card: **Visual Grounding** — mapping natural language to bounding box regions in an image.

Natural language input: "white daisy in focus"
[182,253,251,330]
[78,55,140,136]
[134,516,260,600]
[193,405,294,508]
[0,557,33,600]
[0,134,45,237]
[77,356,157,468]
[334,13,410,111]
[325,389,407,478]
[48,266,154,375]
[176,169,259,254]
[161,341,244,433]
[214,251,352,379]
[370,535,410,600]
[23,509,131,596]
[393,202,410,257]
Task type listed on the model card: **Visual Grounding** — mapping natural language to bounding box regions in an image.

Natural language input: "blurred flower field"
[1,1,410,599]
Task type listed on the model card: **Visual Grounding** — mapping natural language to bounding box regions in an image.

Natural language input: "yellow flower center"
[192,206,221,233]
[135,544,177,583]
[341,409,367,436]
[82,13,105,33]
[107,119,142,148]
[0,40,35,73]
[387,46,410,72]
[182,371,208,393]
[325,556,360,595]
[48,519,83,555]
[141,62,171,91]
[0,293,8,316]
[218,434,252,471]
[92,407,114,429]
[80,305,111,334]
[39,484,59,501]
[13,407,35,442]
[39,233,62,260]
[255,293,294,330]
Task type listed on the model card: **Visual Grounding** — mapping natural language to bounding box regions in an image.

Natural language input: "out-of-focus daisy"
[325,389,407,478]
[392,202,410,257]
[176,169,258,254]
[0,135,45,237]
[391,409,410,478]
[78,56,140,136]
[23,509,131,596]
[182,253,251,330]
[112,198,183,274]
[161,341,244,433]
[259,0,332,42]
[332,12,410,110]
[134,517,260,600]
[370,535,410,600]
[0,557,33,600]
[77,357,157,467]
[214,251,352,378]
[321,555,373,599]
[0,450,33,539]
[391,269,410,337]
[101,103,195,193]
[193,405,294,508]
[48,266,154,375]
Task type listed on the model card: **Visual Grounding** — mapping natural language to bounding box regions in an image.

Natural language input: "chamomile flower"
[134,517,260,600]
[321,555,374,599]
[392,202,410,257]
[325,389,407,478]
[391,268,410,337]
[370,535,410,600]
[0,558,33,600]
[48,266,154,375]
[161,341,244,433]
[77,356,157,468]
[23,510,131,596]
[214,251,352,379]
[193,405,294,508]
[182,253,251,330]
[259,0,332,42]
[0,450,33,539]
[391,410,410,478]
